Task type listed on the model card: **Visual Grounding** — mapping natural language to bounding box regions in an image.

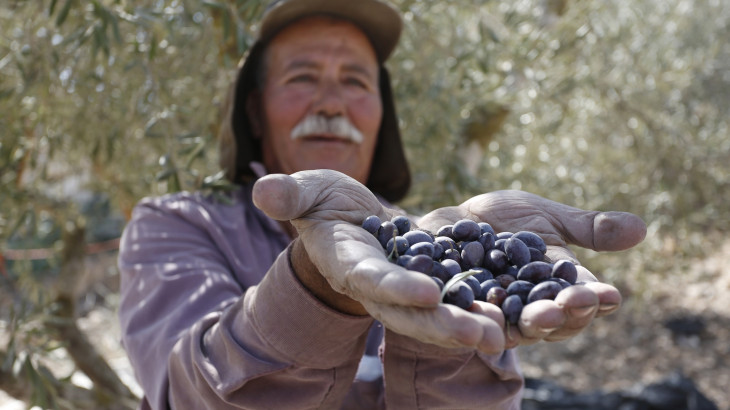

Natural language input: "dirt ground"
[1,238,728,409]
[518,239,730,409]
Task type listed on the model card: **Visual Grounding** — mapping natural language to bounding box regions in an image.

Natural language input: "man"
[118,1,647,409]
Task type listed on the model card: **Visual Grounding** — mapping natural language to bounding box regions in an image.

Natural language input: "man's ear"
[246,89,263,139]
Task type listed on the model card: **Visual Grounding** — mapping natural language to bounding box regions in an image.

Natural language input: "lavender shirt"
[118,183,523,409]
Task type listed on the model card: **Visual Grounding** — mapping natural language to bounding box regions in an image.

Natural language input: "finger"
[344,253,442,308]
[543,285,599,341]
[571,265,621,317]
[367,302,506,354]
[518,299,566,342]
[504,323,523,349]
[583,281,622,317]
[542,204,646,252]
[252,171,385,222]
[463,191,646,252]
[468,301,505,326]
[470,302,526,349]
[575,265,599,282]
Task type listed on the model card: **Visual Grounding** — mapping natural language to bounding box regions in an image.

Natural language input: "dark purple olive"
[377,221,398,248]
[452,219,481,242]
[517,261,553,284]
[478,232,496,251]
[440,259,463,278]
[436,224,454,239]
[434,236,457,251]
[432,242,444,260]
[460,241,485,269]
[549,277,573,289]
[403,229,433,245]
[391,215,411,236]
[512,231,547,254]
[495,274,516,288]
[405,254,433,275]
[504,237,531,268]
[506,280,535,304]
[478,222,495,236]
[486,286,507,306]
[470,267,493,283]
[502,294,524,324]
[464,276,482,300]
[405,241,435,258]
[479,279,502,302]
[527,281,563,303]
[396,254,412,267]
[496,231,514,240]
[484,249,509,273]
[362,215,381,236]
[529,247,545,262]
[430,261,452,282]
[552,260,578,284]
[442,248,462,264]
[444,282,475,309]
[386,236,409,257]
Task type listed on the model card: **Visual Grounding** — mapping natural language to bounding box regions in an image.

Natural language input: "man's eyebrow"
[284,59,319,71]
[342,63,377,78]
[284,59,377,78]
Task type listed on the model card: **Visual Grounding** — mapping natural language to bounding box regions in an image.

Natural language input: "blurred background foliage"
[1,0,728,408]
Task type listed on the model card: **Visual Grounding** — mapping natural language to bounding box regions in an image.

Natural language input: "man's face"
[250,16,382,184]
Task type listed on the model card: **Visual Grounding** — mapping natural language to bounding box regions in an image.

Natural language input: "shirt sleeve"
[118,194,524,410]
[118,197,373,410]
[381,330,524,409]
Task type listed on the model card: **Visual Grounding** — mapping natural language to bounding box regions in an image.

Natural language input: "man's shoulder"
[133,185,251,217]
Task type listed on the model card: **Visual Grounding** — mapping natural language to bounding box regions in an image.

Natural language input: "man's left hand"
[418,190,646,348]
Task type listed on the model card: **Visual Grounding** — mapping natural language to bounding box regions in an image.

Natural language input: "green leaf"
[155,168,175,181]
[49,0,59,15]
[201,0,227,10]
[183,140,206,168]
[148,33,158,61]
[55,0,73,27]
[439,269,481,302]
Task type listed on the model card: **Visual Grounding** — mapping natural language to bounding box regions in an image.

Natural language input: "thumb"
[590,211,647,251]
[252,169,386,223]
[252,173,304,221]
[551,206,647,252]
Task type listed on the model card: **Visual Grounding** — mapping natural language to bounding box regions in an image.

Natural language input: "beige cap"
[258,0,403,62]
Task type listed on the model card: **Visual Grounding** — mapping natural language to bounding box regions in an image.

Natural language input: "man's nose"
[311,79,346,117]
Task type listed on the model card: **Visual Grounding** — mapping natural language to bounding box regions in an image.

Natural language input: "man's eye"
[345,77,367,88]
[290,74,315,83]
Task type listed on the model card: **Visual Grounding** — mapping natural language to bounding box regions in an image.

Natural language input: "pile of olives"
[362,215,580,324]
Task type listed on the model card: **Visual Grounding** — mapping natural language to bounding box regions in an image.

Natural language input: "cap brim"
[260,0,402,62]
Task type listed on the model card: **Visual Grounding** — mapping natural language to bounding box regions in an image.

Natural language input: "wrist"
[290,238,369,316]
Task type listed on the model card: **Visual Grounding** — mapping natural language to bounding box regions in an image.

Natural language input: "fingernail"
[570,306,596,318]
[598,303,619,312]
[539,326,560,333]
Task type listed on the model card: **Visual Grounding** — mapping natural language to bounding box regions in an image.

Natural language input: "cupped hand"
[252,170,506,353]
[419,190,646,348]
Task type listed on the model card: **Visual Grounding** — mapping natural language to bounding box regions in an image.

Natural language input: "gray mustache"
[290,115,364,144]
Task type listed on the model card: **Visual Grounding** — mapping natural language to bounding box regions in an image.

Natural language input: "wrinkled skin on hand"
[253,170,647,353]
[419,191,647,347]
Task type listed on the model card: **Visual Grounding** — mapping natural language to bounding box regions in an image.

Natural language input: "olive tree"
[1,0,728,407]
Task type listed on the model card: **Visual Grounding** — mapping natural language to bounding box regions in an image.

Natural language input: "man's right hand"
[252,170,507,354]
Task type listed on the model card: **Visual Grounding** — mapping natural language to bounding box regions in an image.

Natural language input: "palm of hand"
[419,190,645,347]
[254,170,646,351]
